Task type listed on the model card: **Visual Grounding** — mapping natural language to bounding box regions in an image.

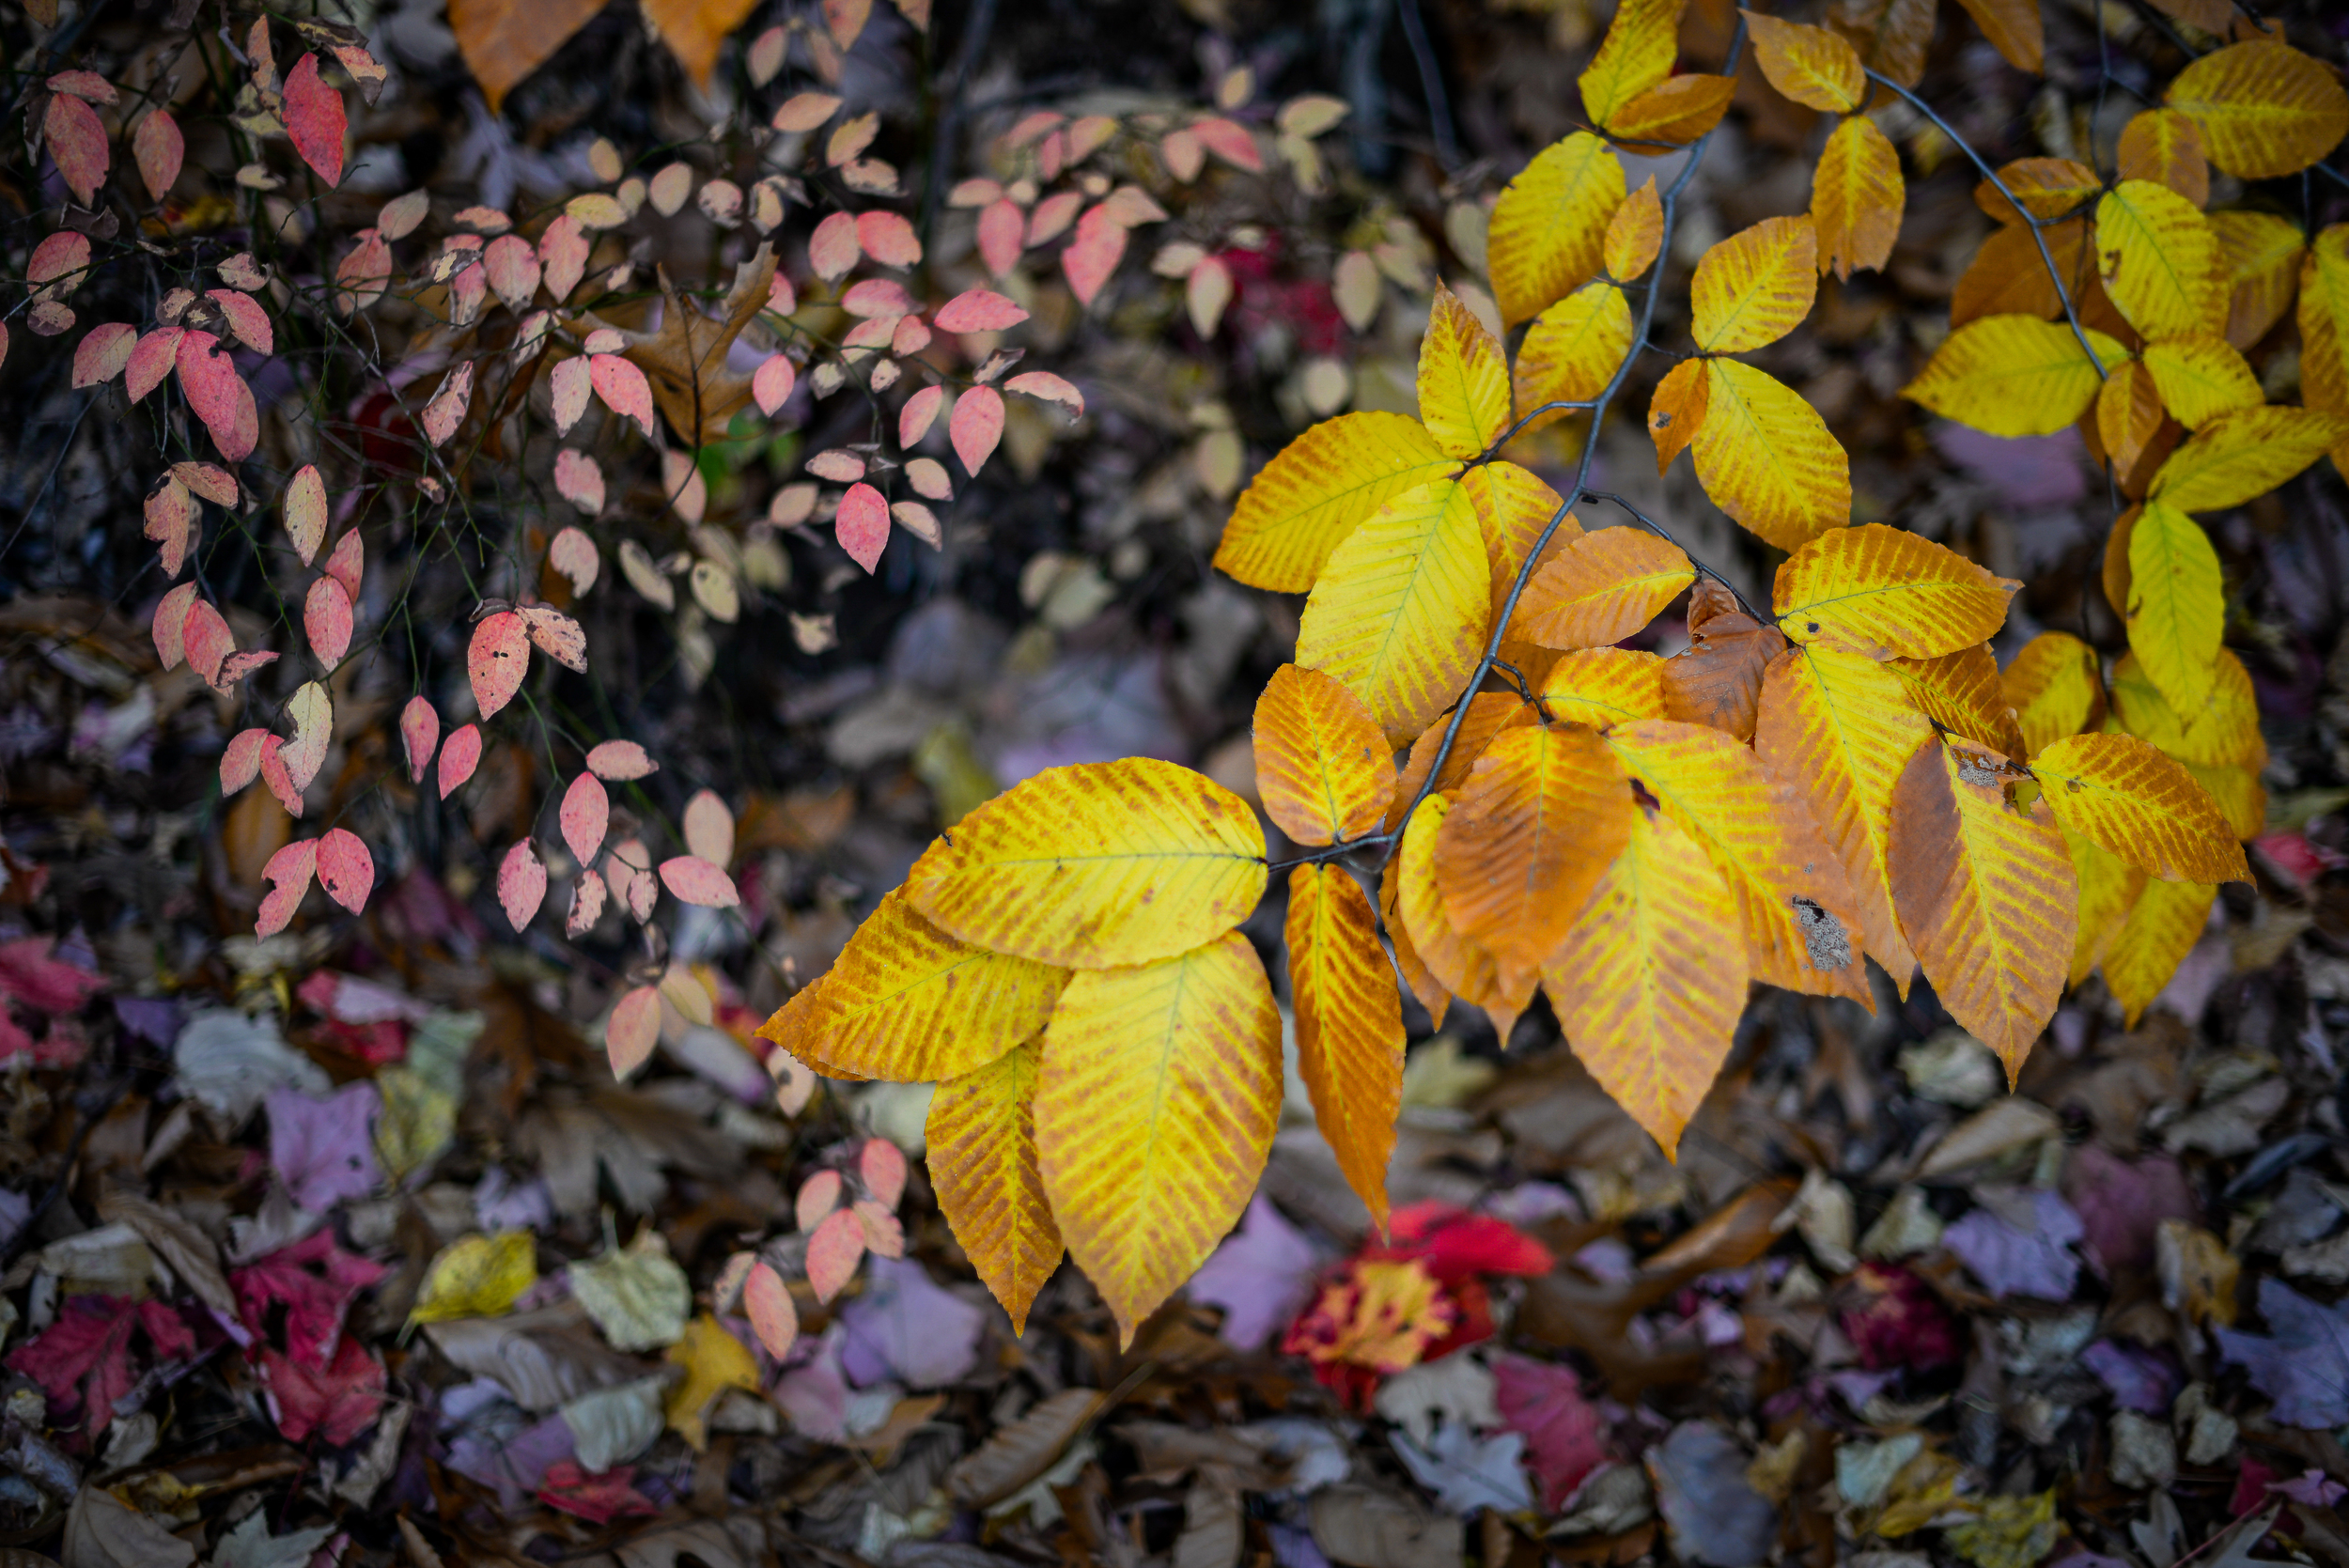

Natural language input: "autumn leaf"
[1775,524,2020,660]
[2095,179,2223,342]
[2122,499,2223,717]
[2002,631,2106,759]
[448,0,608,109]
[1904,315,2130,437]
[1487,132,1626,325]
[2215,210,2303,349]
[1743,10,1865,113]
[2067,829,2147,989]
[1535,647,1670,730]
[1213,413,1460,592]
[2163,39,2349,181]
[2140,335,2261,428]
[2111,648,2266,772]
[2031,732,2248,884]
[2149,405,2346,514]
[1691,217,1816,353]
[1890,644,2026,758]
[1434,724,1631,981]
[1252,664,1395,846]
[2118,107,2210,207]
[2103,877,2217,1028]
[1394,795,1533,1036]
[1578,0,1681,132]
[1514,283,1633,435]
[1690,358,1851,550]
[1813,118,1905,280]
[1286,864,1406,1231]
[1514,528,1693,649]
[579,246,780,448]
[1418,283,1512,459]
[927,1043,1063,1335]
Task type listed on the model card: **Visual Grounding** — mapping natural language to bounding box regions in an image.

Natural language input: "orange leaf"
[1252,665,1396,846]
[1535,647,1670,730]
[1605,74,1735,147]
[447,0,607,110]
[1774,523,2019,660]
[1742,10,1864,112]
[2118,107,2210,207]
[1515,528,1694,649]
[1604,179,1663,281]
[927,1043,1062,1335]
[1285,865,1405,1232]
[1949,0,2043,74]
[1647,357,1708,474]
[1435,725,1632,980]
[1658,580,1786,742]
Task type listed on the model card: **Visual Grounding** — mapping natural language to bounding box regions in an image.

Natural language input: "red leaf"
[484,233,540,311]
[607,985,660,1079]
[858,1140,907,1209]
[589,353,656,438]
[283,54,347,185]
[45,70,118,105]
[143,476,197,579]
[538,214,589,302]
[171,460,238,505]
[498,840,548,932]
[323,528,363,601]
[26,231,91,290]
[809,211,861,280]
[2,1296,192,1440]
[899,384,945,446]
[857,210,923,268]
[553,455,604,521]
[744,1263,799,1358]
[1005,370,1083,420]
[176,330,257,460]
[467,610,529,719]
[131,110,182,201]
[221,728,269,795]
[334,229,392,314]
[836,481,891,571]
[421,361,473,447]
[257,733,301,815]
[0,937,105,1014]
[798,1169,844,1230]
[125,326,182,402]
[257,839,319,938]
[977,198,1024,277]
[561,772,610,866]
[517,604,587,671]
[585,739,658,781]
[152,582,198,670]
[1492,1354,1610,1510]
[230,1231,387,1370]
[398,697,439,783]
[1061,205,1127,306]
[933,287,1029,333]
[181,598,234,685]
[950,386,1005,476]
[658,855,739,908]
[842,278,913,318]
[1190,116,1264,171]
[1383,1202,1554,1281]
[209,287,272,354]
[71,322,135,387]
[855,1200,904,1257]
[807,1208,865,1303]
[549,524,599,593]
[892,316,931,355]
[437,722,483,799]
[283,464,327,565]
[316,829,374,913]
[258,1336,383,1445]
[42,92,109,208]
[304,577,353,667]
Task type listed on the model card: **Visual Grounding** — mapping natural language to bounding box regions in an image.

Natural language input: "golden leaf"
[449,0,614,111]
[1604,179,1664,281]
[1466,461,1576,634]
[1514,283,1633,438]
[1579,0,1682,132]
[1774,523,2020,660]
[2066,829,2146,988]
[664,1314,760,1451]
[1546,806,1750,1158]
[1607,74,1736,147]
[2184,761,2264,841]
[2150,405,2347,514]
[1903,314,2128,438]
[1974,158,2102,225]
[1436,724,1632,978]
[2123,498,2224,718]
[1286,865,1406,1231]
[1691,216,1819,353]
[2104,877,2217,1027]
[1742,9,1865,113]
[2165,39,2349,181]
[904,758,1267,969]
[1515,527,1694,649]
[1387,694,1538,832]
[1887,737,2076,1080]
[1418,282,1513,459]
[642,0,762,89]
[1537,647,1671,729]
[1034,932,1282,1346]
[1253,664,1396,848]
[2299,224,2349,417]
[1891,644,2027,758]
[2095,179,2224,342]
[1488,132,1626,325]
[927,1043,1062,1335]
[412,1231,536,1324]
[2139,334,2260,430]
[2212,210,2304,350]
[2118,107,2210,207]
[2000,631,2106,759]
[1693,358,1852,550]
[2032,732,2248,883]
[1395,795,1533,1032]
[1813,117,1905,281]
[1213,412,1459,592]
[1951,218,2091,330]
[1949,0,2042,73]
[1648,358,1710,476]
[2111,648,2266,772]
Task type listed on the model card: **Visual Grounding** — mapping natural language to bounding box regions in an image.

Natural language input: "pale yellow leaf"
[1692,358,1852,550]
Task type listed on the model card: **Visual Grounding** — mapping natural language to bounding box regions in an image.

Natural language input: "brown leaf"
[1659,579,1785,741]
[584,247,779,448]
[944,1387,1104,1507]
[446,0,609,111]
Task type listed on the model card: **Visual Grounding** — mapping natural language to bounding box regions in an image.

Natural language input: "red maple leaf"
[257,1334,384,1445]
[231,1230,388,1369]
[4,1295,194,1441]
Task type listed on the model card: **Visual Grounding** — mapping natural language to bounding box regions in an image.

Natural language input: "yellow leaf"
[2298,225,2349,418]
[1436,724,1631,979]
[1813,117,1905,280]
[904,758,1267,969]
[1604,179,1663,281]
[1536,647,1670,729]
[2000,630,2106,758]
[1605,718,1873,1002]
[2123,498,2224,718]
[1648,357,1708,474]
[2066,829,2146,988]
[1886,737,2076,1081]
[664,1313,760,1451]
[757,889,1066,1080]
[1692,216,1818,353]
[2151,405,2346,513]
[1949,0,2042,74]
[2111,648,2266,772]
[1252,664,1396,848]
[1381,821,1449,1025]
[1488,132,1626,326]
[1395,794,1532,1032]
[1774,523,2020,659]
[1756,644,1931,989]
[1466,461,1575,633]
[2165,39,2349,181]
[1298,478,1489,741]
[1694,358,1852,550]
[2096,179,2224,342]
[1513,283,1633,438]
[2139,335,2260,429]
[1606,74,1735,147]
[2104,877,2217,1028]
[2212,210,2304,350]
[1741,9,1864,113]
[1418,283,1513,459]
[1213,412,1461,592]
[1545,806,1749,1158]
[1515,527,1694,649]
[2118,107,2210,207]
[411,1232,537,1325]
[1033,931,1283,1345]
[1890,644,2027,758]
[1904,314,2127,437]
[1579,0,1682,131]
[1974,157,2102,225]
[2184,761,2264,841]
[2032,732,2248,883]
[1286,864,1406,1231]
[927,1042,1062,1336]
[569,1231,691,1353]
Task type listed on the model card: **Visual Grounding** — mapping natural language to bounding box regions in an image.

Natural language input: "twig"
[1394,0,1461,172]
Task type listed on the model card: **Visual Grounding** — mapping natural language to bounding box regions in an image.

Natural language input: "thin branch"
[1394,0,1461,173]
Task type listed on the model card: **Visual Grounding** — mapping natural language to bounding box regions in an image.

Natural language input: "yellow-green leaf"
[1418,282,1513,459]
[2096,179,2224,342]
[2140,334,2262,428]
[928,1042,1062,1336]
[2032,731,2248,883]
[1298,478,1489,741]
[1488,132,1627,326]
[412,1231,537,1325]
[1213,412,1460,592]
[1774,523,2019,659]
[1286,864,1405,1232]
[904,758,1268,969]
[1692,358,1852,551]
[2123,498,2224,719]
[2111,648,2266,772]
[2151,404,2345,512]
[1903,314,2129,437]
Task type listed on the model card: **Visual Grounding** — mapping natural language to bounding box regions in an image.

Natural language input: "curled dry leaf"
[497,841,548,932]
[143,478,197,579]
[659,856,739,908]
[437,723,483,799]
[607,986,661,1079]
[399,698,439,784]
[316,829,373,914]
[586,740,658,781]
[467,611,529,719]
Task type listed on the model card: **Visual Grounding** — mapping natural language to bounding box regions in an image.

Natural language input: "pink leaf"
[858,1140,907,1210]
[549,525,599,594]
[753,354,795,417]
[567,866,607,937]
[181,599,232,685]
[323,529,363,602]
[304,577,354,668]
[607,984,659,1078]
[283,54,347,185]
[904,457,953,500]
[744,1263,799,1359]
[152,582,199,670]
[126,327,182,402]
[218,253,268,290]
[806,1208,865,1304]
[42,93,109,208]
[497,841,548,932]
[421,362,473,447]
[950,386,1004,476]
[210,288,273,354]
[589,354,656,439]
[45,70,117,104]
[216,650,281,697]
[841,278,912,318]
[538,215,588,303]
[1005,370,1083,420]
[772,92,841,132]
[437,723,482,799]
[334,229,392,314]
[399,698,439,784]
[809,211,861,281]
[798,1170,844,1230]
[857,210,923,269]
[586,740,657,781]
[550,357,591,435]
[176,331,257,460]
[682,789,734,865]
[281,682,333,792]
[517,604,586,671]
[891,316,932,355]
[1027,191,1081,247]
[658,856,739,908]
[467,611,529,719]
[854,1201,904,1259]
[71,323,135,388]
[484,234,540,312]
[933,288,1028,334]
[316,830,373,914]
[899,384,945,446]
[1159,127,1203,179]
[610,839,658,922]
[1492,1355,1610,1510]
[1190,116,1263,172]
[143,477,197,579]
[806,449,865,483]
[561,772,610,866]
[26,231,91,290]
[171,461,238,506]
[258,733,301,815]
[835,482,890,572]
[257,840,319,938]
[222,728,270,795]
[283,464,327,565]
[976,199,1024,278]
[1061,205,1127,306]
[553,452,604,518]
